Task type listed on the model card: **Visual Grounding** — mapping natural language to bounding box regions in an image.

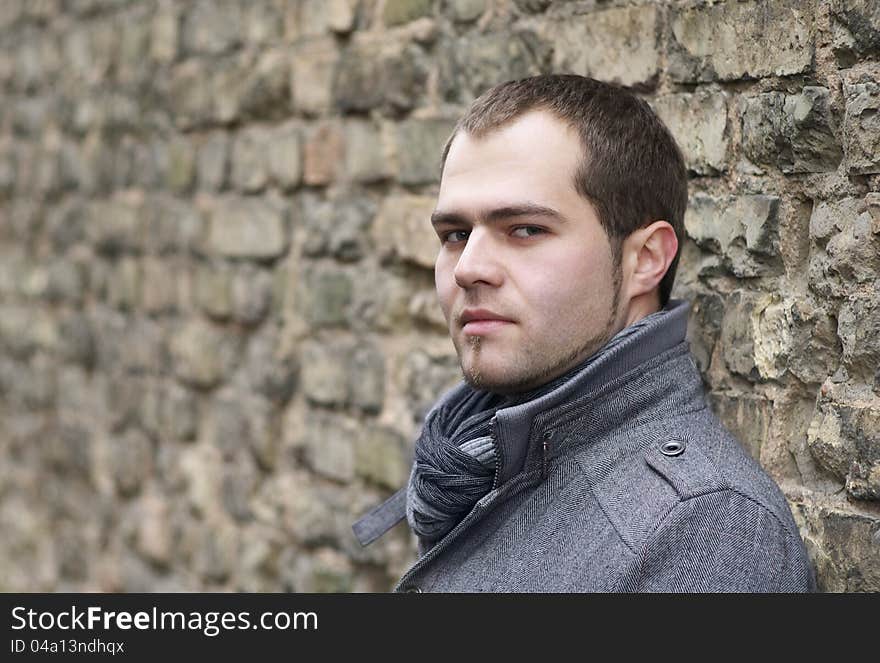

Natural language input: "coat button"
[660,439,686,457]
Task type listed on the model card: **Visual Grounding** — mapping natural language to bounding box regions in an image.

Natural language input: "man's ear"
[622,220,679,300]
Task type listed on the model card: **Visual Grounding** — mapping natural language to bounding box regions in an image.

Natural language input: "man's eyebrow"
[430,203,567,227]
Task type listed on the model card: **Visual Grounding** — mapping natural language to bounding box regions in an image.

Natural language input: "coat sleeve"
[628,490,816,592]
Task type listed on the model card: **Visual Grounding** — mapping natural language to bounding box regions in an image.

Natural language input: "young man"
[353,75,815,592]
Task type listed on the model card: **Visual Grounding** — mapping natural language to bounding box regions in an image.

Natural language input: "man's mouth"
[459,309,515,336]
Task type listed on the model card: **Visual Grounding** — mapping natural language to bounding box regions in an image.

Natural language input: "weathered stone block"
[300,189,376,262]
[290,37,339,116]
[409,288,448,331]
[786,298,840,386]
[58,312,95,368]
[106,257,141,312]
[196,263,233,320]
[401,349,461,422]
[207,197,288,260]
[275,472,344,545]
[355,425,409,490]
[349,344,385,413]
[135,492,172,567]
[372,194,437,268]
[141,258,179,314]
[719,291,761,380]
[393,118,455,185]
[286,546,354,592]
[142,197,204,256]
[162,137,196,194]
[230,127,270,193]
[742,87,843,174]
[45,423,92,476]
[243,327,298,406]
[303,122,344,185]
[384,0,433,27]
[838,293,880,379]
[266,124,302,190]
[167,61,214,129]
[830,0,880,67]
[46,258,86,304]
[808,399,880,500]
[333,39,429,114]
[120,317,166,374]
[160,384,199,442]
[170,319,241,389]
[685,194,782,277]
[243,0,284,45]
[299,265,354,327]
[185,50,289,128]
[301,340,349,406]
[210,396,251,459]
[450,0,485,23]
[440,31,550,100]
[344,120,392,183]
[294,0,357,38]
[112,429,153,497]
[151,0,180,63]
[669,0,814,82]
[231,265,273,326]
[795,504,880,592]
[303,414,357,483]
[549,4,659,88]
[87,199,142,255]
[197,132,229,192]
[808,195,880,299]
[843,70,880,175]
[708,393,770,460]
[182,0,242,56]
[652,91,728,175]
[221,461,257,522]
[197,520,239,583]
[45,200,86,251]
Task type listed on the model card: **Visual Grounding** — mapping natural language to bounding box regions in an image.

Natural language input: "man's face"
[432,110,623,395]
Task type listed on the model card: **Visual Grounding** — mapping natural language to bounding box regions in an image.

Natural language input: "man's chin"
[460,360,538,396]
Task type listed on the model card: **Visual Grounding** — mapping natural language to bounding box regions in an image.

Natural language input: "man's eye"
[511,226,546,239]
[442,230,469,244]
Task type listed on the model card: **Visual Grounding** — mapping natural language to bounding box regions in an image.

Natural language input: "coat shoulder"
[568,407,804,559]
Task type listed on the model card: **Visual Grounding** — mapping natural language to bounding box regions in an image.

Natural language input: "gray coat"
[393,300,816,592]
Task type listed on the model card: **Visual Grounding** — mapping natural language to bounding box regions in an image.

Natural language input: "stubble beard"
[457,264,623,395]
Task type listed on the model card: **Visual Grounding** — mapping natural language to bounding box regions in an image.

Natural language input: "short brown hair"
[440,75,688,307]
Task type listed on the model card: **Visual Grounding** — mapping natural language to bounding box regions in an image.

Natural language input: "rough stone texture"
[843,68,880,174]
[669,0,815,82]
[372,194,438,268]
[207,197,288,260]
[549,4,659,88]
[440,30,551,100]
[333,37,429,115]
[830,0,880,67]
[1,0,877,594]
[808,194,880,299]
[170,319,241,389]
[685,194,782,277]
[742,87,843,174]
[652,91,729,175]
[394,118,455,185]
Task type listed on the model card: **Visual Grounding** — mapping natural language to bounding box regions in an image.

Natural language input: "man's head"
[432,75,688,395]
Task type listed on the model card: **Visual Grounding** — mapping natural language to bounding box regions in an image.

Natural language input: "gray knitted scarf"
[407,309,667,547]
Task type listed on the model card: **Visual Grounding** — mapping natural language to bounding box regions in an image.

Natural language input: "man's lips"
[459,309,515,335]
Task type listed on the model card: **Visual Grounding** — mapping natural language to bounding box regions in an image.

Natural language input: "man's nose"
[453,228,503,288]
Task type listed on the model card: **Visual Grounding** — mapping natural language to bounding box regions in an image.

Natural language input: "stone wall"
[0,0,877,592]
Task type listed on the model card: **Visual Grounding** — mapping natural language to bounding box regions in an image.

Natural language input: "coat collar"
[490,299,691,485]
